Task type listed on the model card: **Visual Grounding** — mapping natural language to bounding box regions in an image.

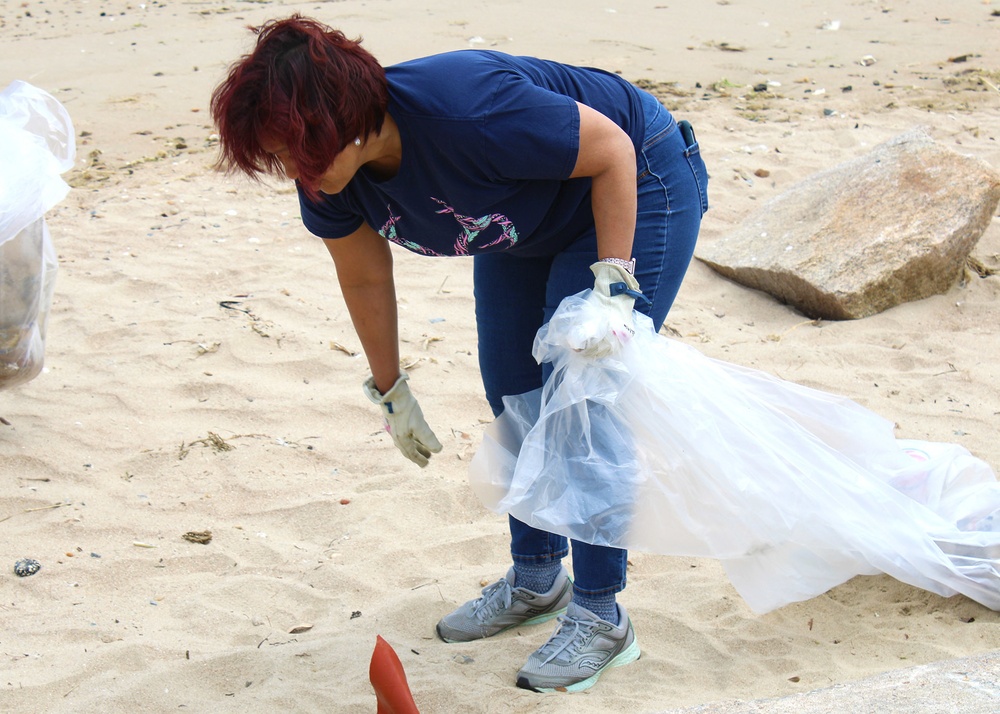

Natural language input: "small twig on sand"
[0,501,72,524]
[767,319,821,342]
[24,502,72,514]
[933,363,958,377]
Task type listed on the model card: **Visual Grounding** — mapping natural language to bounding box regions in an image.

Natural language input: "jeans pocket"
[636,121,676,181]
[642,120,675,152]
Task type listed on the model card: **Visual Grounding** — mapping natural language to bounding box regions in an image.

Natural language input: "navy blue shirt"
[299,50,647,257]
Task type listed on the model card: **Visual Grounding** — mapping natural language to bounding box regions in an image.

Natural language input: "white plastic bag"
[0,81,75,389]
[469,291,1000,613]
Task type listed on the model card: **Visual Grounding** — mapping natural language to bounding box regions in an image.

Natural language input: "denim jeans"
[473,91,709,596]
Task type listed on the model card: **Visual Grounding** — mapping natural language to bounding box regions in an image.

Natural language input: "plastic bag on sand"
[468,291,1000,613]
[0,81,75,389]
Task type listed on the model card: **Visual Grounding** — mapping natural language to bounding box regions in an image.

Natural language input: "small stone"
[14,558,41,577]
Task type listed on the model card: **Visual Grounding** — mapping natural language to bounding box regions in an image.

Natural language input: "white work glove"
[575,261,646,358]
[363,372,442,468]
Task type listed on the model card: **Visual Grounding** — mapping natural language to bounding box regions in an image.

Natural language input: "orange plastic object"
[369,635,420,714]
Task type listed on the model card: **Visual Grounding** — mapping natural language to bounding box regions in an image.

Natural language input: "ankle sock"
[573,591,619,625]
[512,562,562,594]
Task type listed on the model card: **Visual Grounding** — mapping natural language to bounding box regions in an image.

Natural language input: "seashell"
[14,558,41,577]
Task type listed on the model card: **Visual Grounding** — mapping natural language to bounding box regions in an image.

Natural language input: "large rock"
[697,128,1000,320]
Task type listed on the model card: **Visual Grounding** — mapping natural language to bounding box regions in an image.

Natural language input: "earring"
[354,137,362,146]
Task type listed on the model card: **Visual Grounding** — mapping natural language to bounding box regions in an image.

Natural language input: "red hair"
[210,15,388,199]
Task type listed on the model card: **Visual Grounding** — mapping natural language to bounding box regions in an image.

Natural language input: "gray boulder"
[697,128,1000,320]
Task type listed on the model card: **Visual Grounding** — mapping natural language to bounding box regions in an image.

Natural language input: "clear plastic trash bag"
[468,291,1000,613]
[0,80,74,389]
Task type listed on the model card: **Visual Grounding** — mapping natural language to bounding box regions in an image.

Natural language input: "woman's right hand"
[363,373,442,467]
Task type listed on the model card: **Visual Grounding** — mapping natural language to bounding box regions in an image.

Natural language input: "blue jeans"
[473,91,709,597]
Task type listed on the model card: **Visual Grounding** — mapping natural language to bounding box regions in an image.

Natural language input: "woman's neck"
[362,112,401,181]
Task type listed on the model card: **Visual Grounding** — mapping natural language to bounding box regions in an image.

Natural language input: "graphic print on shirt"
[431,198,520,255]
[378,204,441,256]
[376,199,521,256]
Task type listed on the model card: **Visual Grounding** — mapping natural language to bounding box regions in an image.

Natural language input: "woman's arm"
[569,101,638,263]
[568,101,646,358]
[323,224,400,394]
[325,224,443,467]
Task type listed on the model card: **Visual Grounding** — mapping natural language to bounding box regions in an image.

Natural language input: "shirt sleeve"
[482,72,580,182]
[298,187,365,239]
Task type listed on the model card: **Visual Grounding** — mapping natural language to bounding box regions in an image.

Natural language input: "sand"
[2,1,999,712]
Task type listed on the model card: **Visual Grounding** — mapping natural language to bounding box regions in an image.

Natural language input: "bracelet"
[600,257,635,275]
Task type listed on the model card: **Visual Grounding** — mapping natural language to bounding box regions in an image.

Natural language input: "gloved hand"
[576,261,647,358]
[363,372,442,468]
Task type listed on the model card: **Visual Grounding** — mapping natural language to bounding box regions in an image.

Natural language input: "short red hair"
[210,15,388,199]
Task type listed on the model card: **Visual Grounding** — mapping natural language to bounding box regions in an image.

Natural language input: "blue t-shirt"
[299,50,648,257]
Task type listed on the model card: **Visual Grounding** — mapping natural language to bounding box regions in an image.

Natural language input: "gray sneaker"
[435,566,572,643]
[515,602,640,693]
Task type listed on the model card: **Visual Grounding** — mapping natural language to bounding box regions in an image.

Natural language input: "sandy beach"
[2,1,999,711]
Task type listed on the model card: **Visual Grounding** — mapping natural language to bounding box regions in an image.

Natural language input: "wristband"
[600,257,635,275]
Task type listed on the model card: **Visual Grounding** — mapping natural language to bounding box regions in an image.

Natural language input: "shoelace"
[472,578,514,623]
[538,614,601,666]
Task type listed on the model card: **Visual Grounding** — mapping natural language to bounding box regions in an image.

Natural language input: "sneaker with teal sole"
[515,601,640,693]
[435,566,572,643]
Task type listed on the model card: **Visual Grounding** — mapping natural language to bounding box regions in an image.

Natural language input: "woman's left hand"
[575,261,645,357]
